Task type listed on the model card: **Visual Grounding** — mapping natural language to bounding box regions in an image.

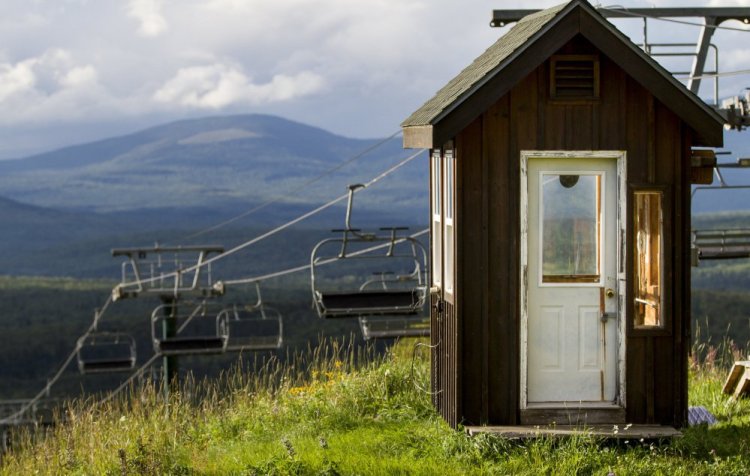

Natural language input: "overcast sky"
[1,0,749,159]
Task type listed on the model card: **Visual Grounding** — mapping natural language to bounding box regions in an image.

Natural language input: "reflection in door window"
[541,173,601,283]
[634,191,663,328]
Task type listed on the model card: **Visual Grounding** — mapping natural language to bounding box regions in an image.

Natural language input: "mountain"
[0,114,428,221]
[0,112,432,278]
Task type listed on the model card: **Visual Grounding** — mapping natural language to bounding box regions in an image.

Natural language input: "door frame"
[519,150,627,410]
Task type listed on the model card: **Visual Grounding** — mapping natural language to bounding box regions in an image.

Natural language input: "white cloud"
[0,60,36,101]
[153,63,324,108]
[0,49,113,124]
[60,65,98,88]
[127,0,168,37]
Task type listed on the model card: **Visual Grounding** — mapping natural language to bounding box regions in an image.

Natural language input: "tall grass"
[1,335,749,475]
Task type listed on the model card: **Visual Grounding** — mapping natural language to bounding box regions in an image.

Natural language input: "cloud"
[153,63,324,108]
[0,60,35,102]
[127,0,168,37]
[0,49,112,124]
[0,49,99,102]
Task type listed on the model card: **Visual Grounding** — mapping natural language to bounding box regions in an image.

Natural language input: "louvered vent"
[550,55,599,100]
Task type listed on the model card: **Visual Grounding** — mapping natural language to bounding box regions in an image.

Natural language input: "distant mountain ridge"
[0,114,427,220]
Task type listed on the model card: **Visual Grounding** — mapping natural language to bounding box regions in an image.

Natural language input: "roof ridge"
[401,1,570,127]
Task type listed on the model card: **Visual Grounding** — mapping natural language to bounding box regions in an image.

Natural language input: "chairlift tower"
[111,244,225,397]
[491,7,750,129]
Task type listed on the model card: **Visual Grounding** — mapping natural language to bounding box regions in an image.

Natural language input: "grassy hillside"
[1,339,749,475]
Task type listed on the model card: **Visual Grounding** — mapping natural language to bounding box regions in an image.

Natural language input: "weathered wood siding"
[433,37,691,427]
[431,295,458,426]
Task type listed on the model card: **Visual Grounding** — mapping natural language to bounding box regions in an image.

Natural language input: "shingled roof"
[402,0,724,148]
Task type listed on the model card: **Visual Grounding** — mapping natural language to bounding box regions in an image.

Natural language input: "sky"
[1,0,750,159]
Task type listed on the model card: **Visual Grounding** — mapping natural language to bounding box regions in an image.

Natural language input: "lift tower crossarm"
[111,244,225,300]
[490,8,750,26]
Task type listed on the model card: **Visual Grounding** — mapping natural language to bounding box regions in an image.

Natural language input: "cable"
[97,163,427,406]
[0,295,115,425]
[221,228,429,286]
[676,68,750,81]
[114,148,426,293]
[181,130,402,241]
[96,354,161,407]
[93,230,434,405]
[600,7,750,33]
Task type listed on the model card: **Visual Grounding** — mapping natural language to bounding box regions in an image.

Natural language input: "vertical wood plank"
[486,94,513,423]
[597,57,625,149]
[457,118,484,424]
[626,337,647,422]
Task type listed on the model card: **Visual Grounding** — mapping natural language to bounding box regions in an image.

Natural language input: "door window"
[540,173,602,284]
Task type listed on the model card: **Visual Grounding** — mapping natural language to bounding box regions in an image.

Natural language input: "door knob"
[605,288,615,298]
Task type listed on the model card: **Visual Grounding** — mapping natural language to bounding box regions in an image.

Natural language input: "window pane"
[444,150,454,293]
[541,174,601,282]
[432,151,441,286]
[445,151,454,221]
[432,151,441,214]
[634,191,663,328]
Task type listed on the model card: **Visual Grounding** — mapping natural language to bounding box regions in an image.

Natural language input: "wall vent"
[550,55,600,100]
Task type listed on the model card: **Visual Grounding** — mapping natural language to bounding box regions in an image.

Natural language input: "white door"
[525,155,620,404]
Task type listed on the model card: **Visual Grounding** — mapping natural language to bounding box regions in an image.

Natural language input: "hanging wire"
[599,6,750,33]
[181,130,403,241]
[113,148,426,293]
[220,228,429,286]
[677,68,750,81]
[411,340,442,396]
[96,354,161,407]
[96,228,430,406]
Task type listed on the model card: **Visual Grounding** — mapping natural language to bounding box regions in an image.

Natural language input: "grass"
[1,338,750,475]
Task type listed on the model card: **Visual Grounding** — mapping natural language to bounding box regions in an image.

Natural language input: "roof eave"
[429,1,579,128]
[402,125,434,149]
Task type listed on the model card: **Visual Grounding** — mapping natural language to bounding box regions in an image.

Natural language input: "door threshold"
[525,402,621,410]
[520,405,626,425]
[466,424,680,440]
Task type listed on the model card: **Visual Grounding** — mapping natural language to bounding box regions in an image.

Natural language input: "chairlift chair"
[75,332,137,374]
[692,228,750,261]
[310,184,428,318]
[358,314,430,340]
[151,300,228,355]
[218,283,283,352]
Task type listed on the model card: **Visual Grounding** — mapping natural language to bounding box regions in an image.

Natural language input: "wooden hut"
[401,0,723,431]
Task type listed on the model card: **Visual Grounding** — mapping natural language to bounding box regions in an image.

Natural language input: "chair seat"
[320,290,421,318]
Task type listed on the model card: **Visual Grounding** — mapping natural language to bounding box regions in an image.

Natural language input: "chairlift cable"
[676,68,750,80]
[92,234,436,405]
[181,130,403,242]
[599,6,750,33]
[114,148,426,293]
[221,228,429,286]
[96,353,161,407]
